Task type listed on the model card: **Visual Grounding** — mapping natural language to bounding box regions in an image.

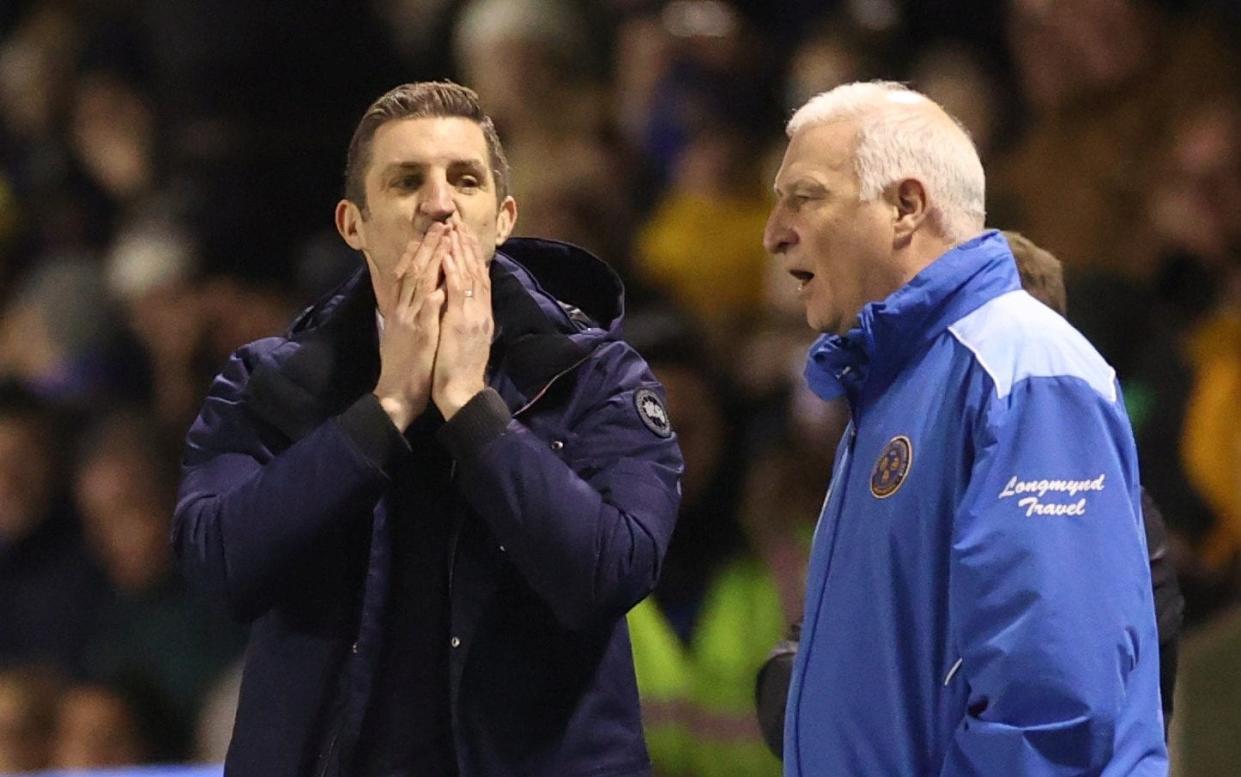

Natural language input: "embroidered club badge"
[871,435,912,498]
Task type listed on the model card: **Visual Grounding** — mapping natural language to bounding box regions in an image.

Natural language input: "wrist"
[374,394,420,431]
[435,382,485,421]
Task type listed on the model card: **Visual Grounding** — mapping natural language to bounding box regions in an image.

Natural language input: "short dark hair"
[343,81,511,213]
[1003,230,1067,317]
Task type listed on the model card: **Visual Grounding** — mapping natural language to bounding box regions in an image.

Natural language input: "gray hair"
[787,81,986,242]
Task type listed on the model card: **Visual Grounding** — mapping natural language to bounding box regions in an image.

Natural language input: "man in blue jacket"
[763,81,1167,775]
[172,82,683,777]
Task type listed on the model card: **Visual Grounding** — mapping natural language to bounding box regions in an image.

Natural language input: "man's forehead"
[788,121,857,162]
[370,116,490,168]
[776,121,857,184]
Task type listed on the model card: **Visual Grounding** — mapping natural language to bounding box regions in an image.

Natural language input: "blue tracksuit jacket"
[784,231,1167,776]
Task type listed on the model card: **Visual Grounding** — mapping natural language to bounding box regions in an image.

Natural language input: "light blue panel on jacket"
[947,289,1117,402]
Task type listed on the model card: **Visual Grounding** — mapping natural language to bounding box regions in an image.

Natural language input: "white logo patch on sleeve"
[634,388,672,438]
[998,474,1107,517]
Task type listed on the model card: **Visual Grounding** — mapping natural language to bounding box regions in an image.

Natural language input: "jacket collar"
[243,238,621,442]
[804,230,1020,408]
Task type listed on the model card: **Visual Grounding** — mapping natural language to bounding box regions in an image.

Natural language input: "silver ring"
[464,288,475,298]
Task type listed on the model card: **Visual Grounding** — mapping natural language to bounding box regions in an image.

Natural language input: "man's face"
[0,417,52,544]
[763,120,894,334]
[339,116,516,278]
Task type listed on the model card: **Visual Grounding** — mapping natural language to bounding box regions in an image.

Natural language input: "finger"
[464,230,491,303]
[418,287,446,330]
[450,228,469,291]
[395,225,443,310]
[447,227,475,294]
[442,246,470,310]
[413,234,450,311]
[401,222,445,281]
[426,226,450,285]
[393,237,419,281]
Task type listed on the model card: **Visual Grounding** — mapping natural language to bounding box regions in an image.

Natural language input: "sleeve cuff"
[437,388,512,462]
[336,394,410,474]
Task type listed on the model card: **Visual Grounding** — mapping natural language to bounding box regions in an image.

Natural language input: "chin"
[804,306,833,334]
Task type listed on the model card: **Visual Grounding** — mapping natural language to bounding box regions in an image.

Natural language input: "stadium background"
[0,0,1238,774]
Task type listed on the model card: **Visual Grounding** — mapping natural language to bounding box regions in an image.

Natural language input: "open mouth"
[789,270,814,290]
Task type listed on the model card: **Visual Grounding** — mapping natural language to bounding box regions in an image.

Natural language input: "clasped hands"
[371,218,493,429]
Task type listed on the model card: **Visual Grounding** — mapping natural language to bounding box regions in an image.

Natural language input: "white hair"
[787,81,986,242]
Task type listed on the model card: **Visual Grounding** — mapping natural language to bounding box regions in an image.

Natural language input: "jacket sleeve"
[172,344,409,620]
[437,341,683,630]
[939,377,1162,775]
[754,619,801,758]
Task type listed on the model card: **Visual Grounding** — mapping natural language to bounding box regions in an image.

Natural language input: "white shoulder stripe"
[947,290,1117,402]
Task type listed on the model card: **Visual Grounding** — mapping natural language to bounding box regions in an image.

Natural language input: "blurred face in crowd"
[0,415,54,544]
[51,686,146,768]
[75,448,171,593]
[651,363,724,509]
[0,672,57,772]
[764,120,895,334]
[336,116,517,287]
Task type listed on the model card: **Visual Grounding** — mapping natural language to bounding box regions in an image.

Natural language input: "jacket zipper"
[316,720,342,777]
[790,422,856,769]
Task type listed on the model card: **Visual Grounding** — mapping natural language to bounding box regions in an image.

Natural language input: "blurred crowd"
[0,0,1238,772]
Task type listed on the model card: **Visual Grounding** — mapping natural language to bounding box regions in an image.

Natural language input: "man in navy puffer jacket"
[172,82,683,777]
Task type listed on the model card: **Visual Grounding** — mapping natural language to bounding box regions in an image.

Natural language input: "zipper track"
[792,422,856,774]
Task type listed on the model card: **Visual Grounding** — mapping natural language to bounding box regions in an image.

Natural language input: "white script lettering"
[999,474,1105,500]
[1016,496,1088,518]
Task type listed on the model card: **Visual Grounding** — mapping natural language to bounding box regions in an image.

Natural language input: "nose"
[763,205,795,256]
[419,176,456,222]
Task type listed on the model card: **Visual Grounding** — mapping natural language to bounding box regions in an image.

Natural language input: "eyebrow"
[378,159,489,179]
[774,179,828,197]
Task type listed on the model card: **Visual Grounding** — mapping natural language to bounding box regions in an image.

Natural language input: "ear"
[494,195,518,246]
[335,199,366,251]
[887,178,930,243]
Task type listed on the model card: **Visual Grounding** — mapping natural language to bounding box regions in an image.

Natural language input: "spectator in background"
[453,0,646,278]
[1181,254,1241,588]
[624,313,782,777]
[0,257,138,407]
[74,409,246,755]
[780,17,882,114]
[635,121,771,350]
[0,2,93,296]
[0,665,63,772]
[104,217,207,433]
[70,66,159,217]
[991,0,1239,279]
[49,678,174,767]
[0,381,105,671]
[909,42,1002,160]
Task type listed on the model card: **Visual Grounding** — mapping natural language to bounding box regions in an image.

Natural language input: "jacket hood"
[804,230,1021,406]
[495,237,626,337]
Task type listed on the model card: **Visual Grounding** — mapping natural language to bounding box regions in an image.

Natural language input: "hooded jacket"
[173,238,683,777]
[784,231,1167,776]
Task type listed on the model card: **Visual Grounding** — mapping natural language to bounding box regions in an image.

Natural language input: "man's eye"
[458,176,480,189]
[394,175,420,189]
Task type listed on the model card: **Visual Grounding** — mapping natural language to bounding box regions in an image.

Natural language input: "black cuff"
[755,648,797,758]
[336,395,411,474]
[437,388,512,462]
